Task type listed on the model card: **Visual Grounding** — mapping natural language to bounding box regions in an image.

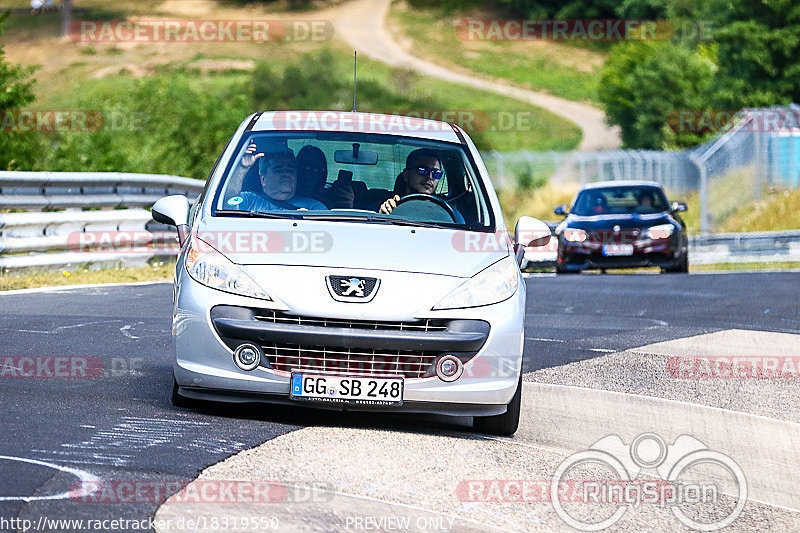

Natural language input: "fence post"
[690,154,710,235]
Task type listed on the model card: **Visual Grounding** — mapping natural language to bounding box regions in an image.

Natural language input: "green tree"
[598,41,714,149]
[706,0,800,109]
[0,12,39,170]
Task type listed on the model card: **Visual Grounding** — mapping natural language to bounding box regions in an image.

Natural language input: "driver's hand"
[240,141,264,168]
[379,195,401,215]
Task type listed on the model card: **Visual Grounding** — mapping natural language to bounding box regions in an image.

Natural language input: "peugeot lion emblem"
[326,275,380,303]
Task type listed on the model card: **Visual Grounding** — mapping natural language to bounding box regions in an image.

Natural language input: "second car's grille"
[262,343,437,378]
[253,311,447,332]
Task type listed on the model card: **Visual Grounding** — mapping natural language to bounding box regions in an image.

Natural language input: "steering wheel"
[393,193,458,222]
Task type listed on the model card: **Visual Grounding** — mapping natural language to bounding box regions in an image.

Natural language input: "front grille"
[253,310,447,332]
[263,343,437,378]
[585,229,640,244]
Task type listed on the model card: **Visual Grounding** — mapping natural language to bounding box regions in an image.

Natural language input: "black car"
[553,181,688,274]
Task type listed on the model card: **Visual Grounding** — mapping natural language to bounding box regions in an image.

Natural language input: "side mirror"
[554,204,567,216]
[152,195,191,246]
[514,216,552,266]
[672,201,688,213]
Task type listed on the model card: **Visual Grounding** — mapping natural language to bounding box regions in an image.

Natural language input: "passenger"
[378,149,463,222]
[296,145,354,209]
[228,141,326,212]
[296,145,327,200]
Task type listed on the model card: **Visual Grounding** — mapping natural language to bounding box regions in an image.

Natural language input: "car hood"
[193,217,510,278]
[564,212,673,230]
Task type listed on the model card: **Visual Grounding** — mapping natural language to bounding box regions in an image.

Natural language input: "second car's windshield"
[571,186,669,216]
[213,131,494,230]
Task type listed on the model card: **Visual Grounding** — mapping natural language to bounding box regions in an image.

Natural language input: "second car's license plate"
[290,373,403,406]
[602,244,634,256]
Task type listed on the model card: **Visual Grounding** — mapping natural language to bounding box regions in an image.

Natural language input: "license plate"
[602,244,634,256]
[290,373,404,406]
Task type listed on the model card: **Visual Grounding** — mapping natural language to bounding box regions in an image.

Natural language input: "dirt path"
[324,0,620,151]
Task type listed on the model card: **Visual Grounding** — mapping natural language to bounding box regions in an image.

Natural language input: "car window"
[571,186,669,215]
[212,132,493,229]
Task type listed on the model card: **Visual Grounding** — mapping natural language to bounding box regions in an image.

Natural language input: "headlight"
[562,228,588,242]
[185,238,271,300]
[433,256,519,310]
[644,224,674,240]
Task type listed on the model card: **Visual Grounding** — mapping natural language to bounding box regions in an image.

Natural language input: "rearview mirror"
[152,195,191,246]
[672,201,688,212]
[554,204,567,216]
[514,216,552,266]
[334,143,378,165]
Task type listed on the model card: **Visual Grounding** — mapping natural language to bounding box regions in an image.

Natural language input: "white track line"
[0,455,100,502]
[0,280,169,296]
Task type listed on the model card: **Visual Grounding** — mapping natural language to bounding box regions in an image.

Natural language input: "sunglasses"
[414,167,443,180]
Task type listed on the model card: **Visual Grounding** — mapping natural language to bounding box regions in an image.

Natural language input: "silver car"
[152,111,550,435]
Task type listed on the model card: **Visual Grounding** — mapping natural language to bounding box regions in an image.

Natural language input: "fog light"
[436,355,463,382]
[234,343,262,371]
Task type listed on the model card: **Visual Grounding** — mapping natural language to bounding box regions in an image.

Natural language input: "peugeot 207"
[152,111,550,436]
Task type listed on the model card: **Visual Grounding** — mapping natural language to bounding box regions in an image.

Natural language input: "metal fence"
[522,230,800,268]
[0,172,203,271]
[483,105,800,235]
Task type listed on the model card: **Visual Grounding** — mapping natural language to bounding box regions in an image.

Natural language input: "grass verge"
[388,2,605,105]
[0,262,175,291]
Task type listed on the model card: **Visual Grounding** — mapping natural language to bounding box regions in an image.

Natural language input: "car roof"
[250,111,463,143]
[580,180,663,190]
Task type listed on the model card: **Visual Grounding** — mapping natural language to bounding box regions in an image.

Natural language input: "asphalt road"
[1,272,798,532]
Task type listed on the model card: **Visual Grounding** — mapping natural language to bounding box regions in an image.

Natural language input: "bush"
[43,76,249,179]
[0,13,39,170]
[598,42,714,149]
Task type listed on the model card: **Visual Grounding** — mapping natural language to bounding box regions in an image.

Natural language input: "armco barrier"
[521,229,800,268]
[1,172,795,271]
[0,172,203,271]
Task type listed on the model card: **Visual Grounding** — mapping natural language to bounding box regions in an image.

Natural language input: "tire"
[171,375,198,408]
[663,252,689,274]
[556,264,580,275]
[473,375,522,436]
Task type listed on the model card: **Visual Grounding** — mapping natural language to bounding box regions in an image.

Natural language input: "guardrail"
[0,172,203,271]
[521,229,800,269]
[1,172,796,272]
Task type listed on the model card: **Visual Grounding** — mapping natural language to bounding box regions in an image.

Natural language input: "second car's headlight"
[185,238,271,300]
[644,224,674,240]
[562,228,588,242]
[433,256,519,310]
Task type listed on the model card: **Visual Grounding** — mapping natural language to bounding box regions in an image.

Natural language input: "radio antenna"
[352,51,357,113]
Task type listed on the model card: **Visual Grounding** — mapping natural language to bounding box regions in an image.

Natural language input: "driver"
[636,189,655,212]
[378,149,462,222]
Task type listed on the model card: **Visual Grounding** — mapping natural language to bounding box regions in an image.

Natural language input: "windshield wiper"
[301,212,452,229]
[215,209,302,219]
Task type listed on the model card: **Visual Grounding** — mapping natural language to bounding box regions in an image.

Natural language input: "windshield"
[571,186,669,216]
[212,131,494,230]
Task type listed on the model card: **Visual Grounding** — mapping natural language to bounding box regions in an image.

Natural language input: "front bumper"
[558,237,684,270]
[172,266,525,415]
